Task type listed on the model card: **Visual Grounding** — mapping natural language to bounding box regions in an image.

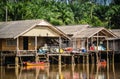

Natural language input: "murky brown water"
[0,63,120,79]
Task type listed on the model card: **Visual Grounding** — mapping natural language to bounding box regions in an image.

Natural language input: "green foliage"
[0,0,119,29]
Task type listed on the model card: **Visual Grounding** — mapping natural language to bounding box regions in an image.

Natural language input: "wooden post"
[107,39,109,65]
[46,54,49,66]
[72,63,75,79]
[87,54,89,64]
[91,54,94,64]
[83,55,85,64]
[87,38,89,52]
[35,36,37,54]
[106,39,110,79]
[35,36,38,62]
[59,36,62,53]
[72,55,75,65]
[15,66,19,79]
[113,40,115,64]
[86,60,89,79]
[59,55,61,66]
[96,33,99,63]
[15,56,19,67]
[59,60,62,79]
[16,37,19,55]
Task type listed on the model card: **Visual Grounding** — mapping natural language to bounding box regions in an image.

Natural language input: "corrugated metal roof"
[0,19,68,39]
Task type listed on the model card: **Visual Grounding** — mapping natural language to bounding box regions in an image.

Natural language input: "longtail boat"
[23,61,45,66]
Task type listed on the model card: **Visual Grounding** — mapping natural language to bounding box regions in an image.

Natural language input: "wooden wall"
[1,37,45,51]
[76,39,81,49]
[2,39,16,51]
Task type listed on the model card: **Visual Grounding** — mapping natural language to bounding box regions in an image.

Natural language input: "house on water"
[111,29,120,53]
[0,19,70,66]
[58,25,118,63]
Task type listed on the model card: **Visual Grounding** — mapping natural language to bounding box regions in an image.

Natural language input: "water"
[0,63,120,79]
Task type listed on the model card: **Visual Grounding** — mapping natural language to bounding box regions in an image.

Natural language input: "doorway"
[23,37,28,50]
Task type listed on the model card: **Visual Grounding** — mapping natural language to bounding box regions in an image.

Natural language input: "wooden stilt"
[96,53,98,64]
[96,33,99,64]
[112,52,114,64]
[35,56,39,62]
[15,56,19,67]
[113,40,115,64]
[46,54,49,66]
[86,61,89,79]
[47,65,49,78]
[83,55,85,64]
[72,55,75,65]
[107,39,109,79]
[87,54,89,64]
[91,53,94,64]
[59,55,61,66]
[107,56,109,79]
[72,63,75,78]
[15,66,19,79]
[112,61,116,79]
[59,62,62,79]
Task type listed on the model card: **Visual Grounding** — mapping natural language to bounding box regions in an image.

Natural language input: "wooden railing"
[16,50,37,56]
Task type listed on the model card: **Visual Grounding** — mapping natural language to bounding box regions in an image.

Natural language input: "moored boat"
[23,61,45,66]
[97,59,107,68]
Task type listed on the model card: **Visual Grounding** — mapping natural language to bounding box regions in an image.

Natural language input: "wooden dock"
[1,50,118,67]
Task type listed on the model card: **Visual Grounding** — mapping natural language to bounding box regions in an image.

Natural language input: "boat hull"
[23,62,45,66]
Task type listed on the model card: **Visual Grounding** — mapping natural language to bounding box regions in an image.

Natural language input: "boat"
[23,65,45,70]
[97,59,107,68]
[23,61,45,66]
[100,59,107,65]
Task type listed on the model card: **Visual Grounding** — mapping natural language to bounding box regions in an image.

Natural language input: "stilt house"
[111,29,120,53]
[0,19,69,56]
[58,25,118,52]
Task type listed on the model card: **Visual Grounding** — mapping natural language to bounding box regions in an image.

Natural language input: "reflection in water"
[1,63,120,79]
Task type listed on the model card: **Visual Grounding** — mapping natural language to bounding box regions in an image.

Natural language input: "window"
[6,39,17,46]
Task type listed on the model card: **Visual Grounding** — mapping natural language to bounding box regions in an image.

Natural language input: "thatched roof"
[0,19,69,39]
[111,29,120,38]
[58,25,117,38]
